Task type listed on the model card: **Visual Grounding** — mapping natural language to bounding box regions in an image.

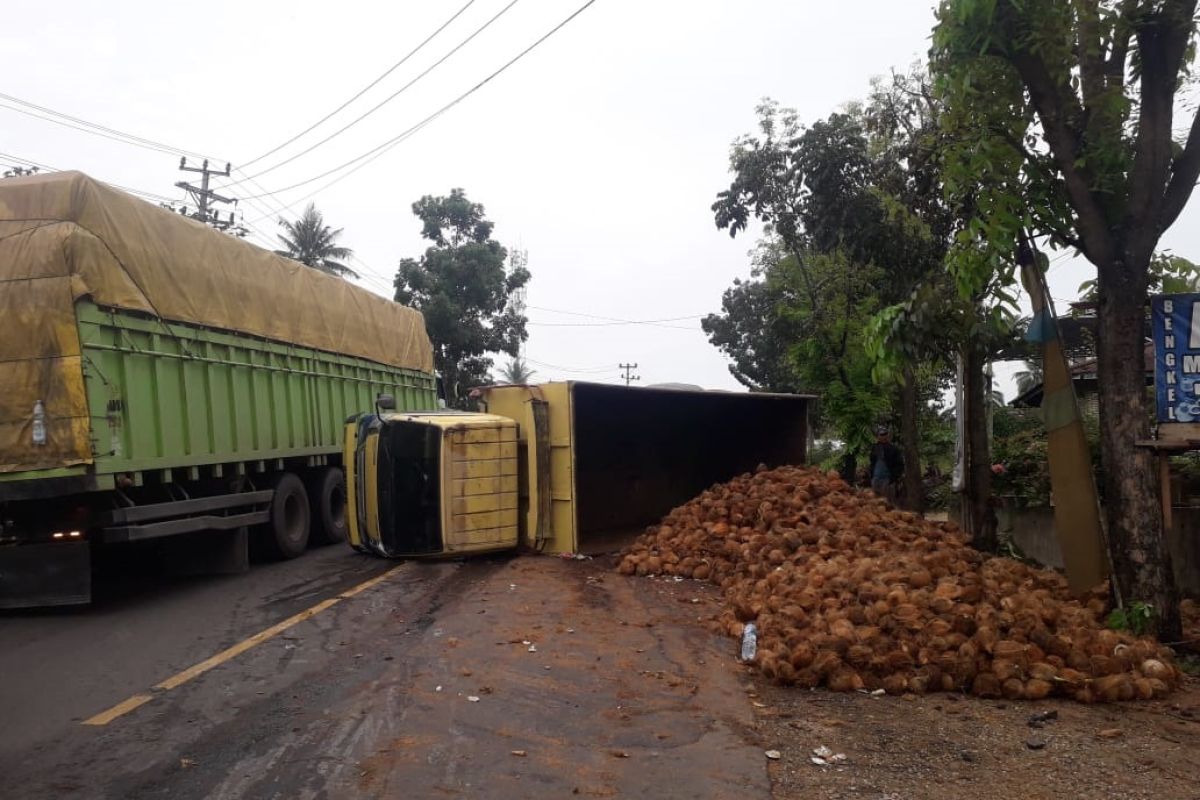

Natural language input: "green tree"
[932,0,1200,638]
[711,103,947,498]
[499,356,535,384]
[394,189,529,409]
[275,203,358,278]
[860,65,1044,548]
[702,241,804,393]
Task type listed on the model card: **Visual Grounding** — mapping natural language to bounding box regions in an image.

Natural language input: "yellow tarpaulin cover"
[0,171,433,473]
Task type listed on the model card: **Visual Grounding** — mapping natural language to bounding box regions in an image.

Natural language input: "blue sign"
[1153,293,1200,422]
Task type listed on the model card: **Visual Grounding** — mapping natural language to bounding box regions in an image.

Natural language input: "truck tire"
[309,466,348,545]
[261,472,310,560]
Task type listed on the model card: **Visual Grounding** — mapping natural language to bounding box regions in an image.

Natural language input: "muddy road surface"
[0,549,767,799]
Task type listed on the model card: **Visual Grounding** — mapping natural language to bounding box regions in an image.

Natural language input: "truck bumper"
[0,542,91,609]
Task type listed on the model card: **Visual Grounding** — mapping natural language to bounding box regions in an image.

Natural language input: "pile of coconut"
[617,465,1182,702]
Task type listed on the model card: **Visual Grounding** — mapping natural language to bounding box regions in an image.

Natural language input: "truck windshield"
[376,421,443,555]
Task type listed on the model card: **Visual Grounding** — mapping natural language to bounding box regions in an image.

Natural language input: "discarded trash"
[739,622,758,663]
[1027,710,1059,728]
[180,758,197,769]
[467,695,480,703]
[765,750,781,760]
[566,628,576,634]
[609,750,630,758]
[813,746,833,759]
[522,640,532,645]
[528,644,538,653]
[558,552,591,560]
[435,685,443,693]
[511,750,527,757]
[809,745,847,766]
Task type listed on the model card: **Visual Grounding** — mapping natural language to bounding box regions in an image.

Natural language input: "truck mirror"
[375,393,396,413]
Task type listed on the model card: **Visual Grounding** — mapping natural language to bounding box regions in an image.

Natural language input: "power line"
[527,315,699,330]
[525,357,616,374]
[0,93,220,161]
[239,0,600,203]
[238,0,479,172]
[0,150,178,204]
[528,304,704,324]
[230,0,519,186]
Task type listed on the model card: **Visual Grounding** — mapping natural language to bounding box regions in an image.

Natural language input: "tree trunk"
[963,344,997,551]
[899,366,923,512]
[1096,262,1182,640]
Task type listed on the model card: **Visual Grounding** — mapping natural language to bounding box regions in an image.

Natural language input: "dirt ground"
[615,560,1200,800]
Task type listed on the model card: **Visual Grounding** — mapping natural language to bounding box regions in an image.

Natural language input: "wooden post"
[1159,451,1173,534]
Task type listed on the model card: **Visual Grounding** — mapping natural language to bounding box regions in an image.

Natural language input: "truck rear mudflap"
[0,542,91,608]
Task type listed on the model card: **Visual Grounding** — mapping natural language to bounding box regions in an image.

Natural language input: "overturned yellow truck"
[345,382,813,557]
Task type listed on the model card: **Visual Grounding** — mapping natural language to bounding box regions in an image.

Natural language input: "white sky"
[3,0,1198,399]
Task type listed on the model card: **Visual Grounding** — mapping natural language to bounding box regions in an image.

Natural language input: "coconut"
[615,465,1181,702]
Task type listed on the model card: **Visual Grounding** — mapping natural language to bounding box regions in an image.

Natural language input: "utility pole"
[174,157,244,234]
[619,363,640,386]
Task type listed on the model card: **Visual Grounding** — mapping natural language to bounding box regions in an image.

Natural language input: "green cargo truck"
[0,172,438,607]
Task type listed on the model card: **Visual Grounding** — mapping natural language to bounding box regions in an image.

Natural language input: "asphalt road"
[0,545,768,800]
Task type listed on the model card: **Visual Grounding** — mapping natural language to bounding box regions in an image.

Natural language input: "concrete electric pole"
[175,157,243,233]
[619,363,640,386]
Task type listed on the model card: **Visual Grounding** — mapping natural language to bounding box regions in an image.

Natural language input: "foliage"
[275,203,357,278]
[498,356,535,385]
[701,242,804,393]
[992,411,1105,506]
[1079,253,1200,299]
[709,103,922,449]
[932,0,1200,638]
[394,189,529,409]
[1107,602,1155,637]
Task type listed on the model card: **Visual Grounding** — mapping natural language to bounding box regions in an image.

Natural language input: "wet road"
[0,548,769,799]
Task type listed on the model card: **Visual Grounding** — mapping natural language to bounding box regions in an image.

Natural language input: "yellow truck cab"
[344,410,519,557]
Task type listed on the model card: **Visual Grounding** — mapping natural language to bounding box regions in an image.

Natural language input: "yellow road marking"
[154,597,342,691]
[81,565,401,726]
[82,693,155,726]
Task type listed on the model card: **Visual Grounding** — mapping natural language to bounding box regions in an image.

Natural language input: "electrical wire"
[0,150,178,204]
[230,0,519,185]
[525,357,617,373]
[239,0,600,203]
[527,304,704,324]
[0,93,220,161]
[237,0,479,171]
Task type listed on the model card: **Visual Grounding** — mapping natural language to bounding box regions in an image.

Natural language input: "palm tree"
[275,203,358,278]
[1013,360,1044,395]
[499,356,535,385]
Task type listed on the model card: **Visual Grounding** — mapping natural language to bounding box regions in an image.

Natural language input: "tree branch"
[1159,103,1200,232]
[1077,0,1105,112]
[987,124,1086,251]
[1124,0,1196,266]
[1104,0,1141,90]
[1007,46,1117,267]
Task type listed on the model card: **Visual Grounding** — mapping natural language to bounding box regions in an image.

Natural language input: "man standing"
[868,425,904,504]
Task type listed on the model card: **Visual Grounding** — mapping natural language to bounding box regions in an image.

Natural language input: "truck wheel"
[261,472,310,559]
[309,467,348,546]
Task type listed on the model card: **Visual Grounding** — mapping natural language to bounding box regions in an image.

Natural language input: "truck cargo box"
[480,382,812,554]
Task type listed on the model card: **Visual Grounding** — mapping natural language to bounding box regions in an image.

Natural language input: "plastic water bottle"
[31,400,46,446]
[740,622,758,662]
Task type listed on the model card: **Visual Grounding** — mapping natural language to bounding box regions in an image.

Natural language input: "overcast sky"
[4,0,1199,399]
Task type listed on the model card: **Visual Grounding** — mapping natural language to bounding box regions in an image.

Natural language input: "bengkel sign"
[1152,293,1200,423]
